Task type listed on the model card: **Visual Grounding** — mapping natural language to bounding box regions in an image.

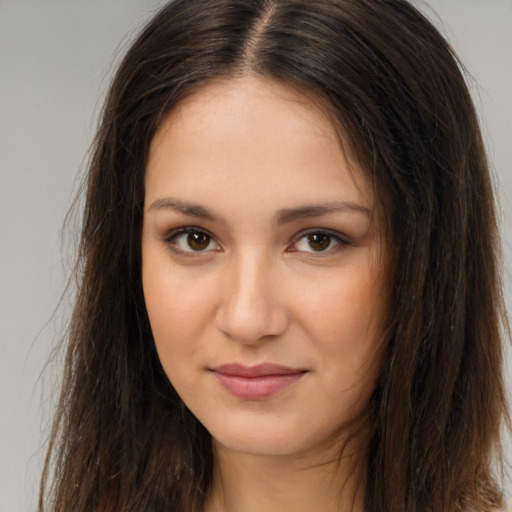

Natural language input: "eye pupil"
[187,231,210,251]
[308,233,331,251]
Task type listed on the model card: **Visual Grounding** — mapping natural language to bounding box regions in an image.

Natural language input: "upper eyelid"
[163,226,215,241]
[290,227,349,244]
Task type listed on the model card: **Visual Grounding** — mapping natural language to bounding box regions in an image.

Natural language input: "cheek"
[295,261,386,389]
[142,259,219,379]
[143,255,215,333]
[300,267,384,341]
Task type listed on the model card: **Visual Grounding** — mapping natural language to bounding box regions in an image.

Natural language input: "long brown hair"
[40,1,509,511]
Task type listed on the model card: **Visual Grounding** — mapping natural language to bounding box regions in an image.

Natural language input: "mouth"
[210,363,307,400]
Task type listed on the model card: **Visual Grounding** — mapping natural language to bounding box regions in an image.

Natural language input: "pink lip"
[210,364,306,400]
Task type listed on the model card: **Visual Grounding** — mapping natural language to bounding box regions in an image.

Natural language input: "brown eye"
[165,228,219,254]
[187,231,211,251]
[307,233,332,251]
[291,230,346,255]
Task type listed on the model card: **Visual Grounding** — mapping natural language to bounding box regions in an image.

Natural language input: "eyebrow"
[148,197,225,223]
[276,202,371,224]
[147,197,371,224]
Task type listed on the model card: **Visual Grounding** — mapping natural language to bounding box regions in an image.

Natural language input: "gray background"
[0,1,511,511]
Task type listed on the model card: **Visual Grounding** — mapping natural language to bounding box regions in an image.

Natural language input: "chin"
[212,431,303,457]
[205,416,342,459]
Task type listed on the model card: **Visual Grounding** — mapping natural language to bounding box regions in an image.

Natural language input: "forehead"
[146,75,372,211]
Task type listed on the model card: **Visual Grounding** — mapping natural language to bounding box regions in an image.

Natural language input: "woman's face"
[142,76,386,458]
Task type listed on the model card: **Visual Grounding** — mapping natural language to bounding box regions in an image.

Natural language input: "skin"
[142,75,387,512]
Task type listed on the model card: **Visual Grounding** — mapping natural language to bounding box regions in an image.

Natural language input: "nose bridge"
[216,246,286,343]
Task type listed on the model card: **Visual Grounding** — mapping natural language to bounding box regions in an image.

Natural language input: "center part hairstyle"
[40,1,509,511]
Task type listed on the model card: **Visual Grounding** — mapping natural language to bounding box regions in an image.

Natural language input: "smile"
[210,364,307,400]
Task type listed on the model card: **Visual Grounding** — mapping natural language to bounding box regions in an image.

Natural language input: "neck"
[204,436,366,512]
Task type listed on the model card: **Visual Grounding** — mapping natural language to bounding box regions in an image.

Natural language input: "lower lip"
[212,372,305,400]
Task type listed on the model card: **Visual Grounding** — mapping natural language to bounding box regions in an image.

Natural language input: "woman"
[40,0,509,511]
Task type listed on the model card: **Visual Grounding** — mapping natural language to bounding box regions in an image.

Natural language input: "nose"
[215,252,289,344]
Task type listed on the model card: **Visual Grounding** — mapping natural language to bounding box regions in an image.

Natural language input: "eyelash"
[163,226,349,257]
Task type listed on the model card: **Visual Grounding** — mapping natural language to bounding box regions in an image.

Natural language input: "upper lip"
[211,363,306,377]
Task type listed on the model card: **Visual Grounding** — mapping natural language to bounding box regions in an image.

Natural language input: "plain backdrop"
[0,1,511,511]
